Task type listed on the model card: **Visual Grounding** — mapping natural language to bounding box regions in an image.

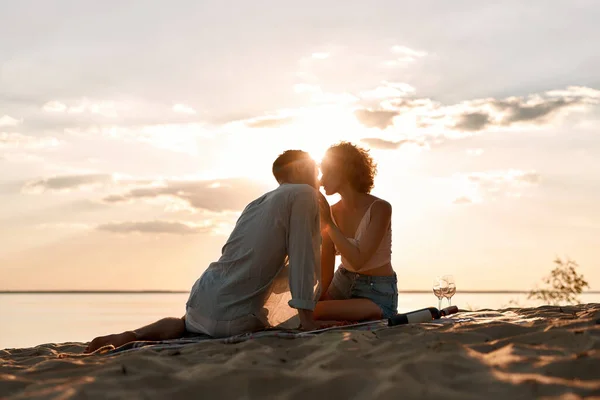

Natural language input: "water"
[1,292,599,349]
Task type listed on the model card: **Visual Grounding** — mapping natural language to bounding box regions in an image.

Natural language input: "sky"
[1,1,599,291]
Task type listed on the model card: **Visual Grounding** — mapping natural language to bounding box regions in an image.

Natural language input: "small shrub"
[504,299,524,308]
[527,257,589,305]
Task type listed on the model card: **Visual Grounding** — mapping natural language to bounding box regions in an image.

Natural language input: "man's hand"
[300,321,344,332]
[297,309,317,331]
[297,309,340,331]
[318,192,333,228]
[299,319,321,331]
[300,319,340,331]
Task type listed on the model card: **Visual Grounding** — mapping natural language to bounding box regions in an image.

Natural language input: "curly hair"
[324,142,377,193]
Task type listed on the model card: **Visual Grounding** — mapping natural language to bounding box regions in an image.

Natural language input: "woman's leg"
[85,316,186,353]
[316,266,384,321]
[314,298,383,321]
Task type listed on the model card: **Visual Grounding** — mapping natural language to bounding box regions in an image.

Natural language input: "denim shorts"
[326,267,398,319]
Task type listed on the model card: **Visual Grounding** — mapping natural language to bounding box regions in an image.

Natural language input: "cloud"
[546,86,600,99]
[35,222,92,231]
[0,133,60,149]
[68,123,209,155]
[466,170,541,186]
[134,123,205,154]
[102,178,269,212]
[293,84,359,105]
[172,104,197,114]
[361,137,421,150]
[357,86,600,138]
[452,196,473,205]
[23,174,114,193]
[493,98,577,124]
[311,91,359,105]
[42,101,68,113]
[20,96,203,137]
[245,116,295,128]
[0,115,20,127]
[391,46,428,58]
[311,52,330,59]
[449,86,600,132]
[354,109,400,129]
[360,82,416,100]
[384,45,428,67]
[41,99,119,117]
[446,169,541,206]
[97,220,211,235]
[293,83,321,94]
[453,112,491,131]
[0,152,45,163]
[298,51,331,63]
[466,148,484,156]
[514,171,541,184]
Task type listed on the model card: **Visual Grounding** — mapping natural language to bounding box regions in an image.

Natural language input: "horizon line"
[1,290,599,295]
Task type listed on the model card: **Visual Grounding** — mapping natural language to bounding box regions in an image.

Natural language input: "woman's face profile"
[319,158,342,195]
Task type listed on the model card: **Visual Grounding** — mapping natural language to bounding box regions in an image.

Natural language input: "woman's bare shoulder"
[330,200,344,222]
[331,199,343,211]
[370,197,392,213]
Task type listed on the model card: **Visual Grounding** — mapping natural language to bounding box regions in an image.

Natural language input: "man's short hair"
[272,150,312,183]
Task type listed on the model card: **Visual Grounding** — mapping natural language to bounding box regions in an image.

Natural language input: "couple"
[86,142,397,353]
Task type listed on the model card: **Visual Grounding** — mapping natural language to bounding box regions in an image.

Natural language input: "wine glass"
[442,275,456,306]
[432,277,448,310]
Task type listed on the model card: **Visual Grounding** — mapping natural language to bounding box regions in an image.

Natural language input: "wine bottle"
[388,306,458,326]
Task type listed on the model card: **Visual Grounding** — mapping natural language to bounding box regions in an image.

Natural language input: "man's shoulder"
[278,183,318,196]
[275,184,319,208]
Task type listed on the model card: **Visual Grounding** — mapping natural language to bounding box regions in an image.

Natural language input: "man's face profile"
[300,159,319,189]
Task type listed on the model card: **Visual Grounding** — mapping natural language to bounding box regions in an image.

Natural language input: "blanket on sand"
[97,316,483,356]
[86,309,549,356]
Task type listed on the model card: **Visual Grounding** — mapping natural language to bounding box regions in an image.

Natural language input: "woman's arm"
[319,232,336,299]
[321,197,392,272]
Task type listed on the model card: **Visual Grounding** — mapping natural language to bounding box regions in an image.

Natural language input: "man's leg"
[85,316,186,353]
[314,298,382,321]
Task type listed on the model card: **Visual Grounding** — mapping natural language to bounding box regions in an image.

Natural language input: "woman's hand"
[318,192,334,228]
[322,199,392,272]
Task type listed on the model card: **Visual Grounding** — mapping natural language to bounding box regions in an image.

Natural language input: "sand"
[1,304,600,400]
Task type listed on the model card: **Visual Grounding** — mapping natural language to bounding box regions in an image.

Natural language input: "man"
[85,150,325,353]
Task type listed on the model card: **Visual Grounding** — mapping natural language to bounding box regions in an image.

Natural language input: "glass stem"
[438,297,442,310]
[449,297,452,306]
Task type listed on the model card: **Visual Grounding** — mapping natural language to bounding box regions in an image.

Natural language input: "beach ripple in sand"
[1,304,600,399]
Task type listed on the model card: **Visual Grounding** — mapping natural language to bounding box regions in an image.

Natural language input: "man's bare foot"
[84,331,137,353]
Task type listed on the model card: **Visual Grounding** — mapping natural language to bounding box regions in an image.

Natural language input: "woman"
[314,142,398,321]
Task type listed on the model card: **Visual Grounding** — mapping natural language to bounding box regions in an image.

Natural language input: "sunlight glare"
[206,104,371,184]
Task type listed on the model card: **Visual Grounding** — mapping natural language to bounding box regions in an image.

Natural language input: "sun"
[306,145,327,165]
[290,105,365,164]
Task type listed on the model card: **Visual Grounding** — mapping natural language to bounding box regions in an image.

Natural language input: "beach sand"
[1,304,599,399]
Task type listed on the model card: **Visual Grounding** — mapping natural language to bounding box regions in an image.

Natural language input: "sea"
[1,292,599,350]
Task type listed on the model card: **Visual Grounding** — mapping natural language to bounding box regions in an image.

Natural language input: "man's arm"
[286,188,322,330]
[319,232,336,299]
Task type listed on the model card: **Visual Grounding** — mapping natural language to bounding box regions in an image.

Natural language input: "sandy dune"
[1,304,599,399]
